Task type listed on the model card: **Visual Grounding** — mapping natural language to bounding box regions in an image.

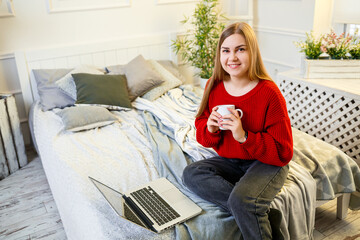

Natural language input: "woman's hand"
[207,106,221,133]
[220,108,247,143]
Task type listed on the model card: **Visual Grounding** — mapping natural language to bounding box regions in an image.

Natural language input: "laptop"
[89,176,202,233]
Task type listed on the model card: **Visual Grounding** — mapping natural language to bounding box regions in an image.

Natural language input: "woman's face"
[220,33,250,81]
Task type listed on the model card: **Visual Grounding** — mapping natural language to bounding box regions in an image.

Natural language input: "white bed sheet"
[32,101,173,240]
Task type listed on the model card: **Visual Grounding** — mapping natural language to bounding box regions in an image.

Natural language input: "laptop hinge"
[122,195,157,232]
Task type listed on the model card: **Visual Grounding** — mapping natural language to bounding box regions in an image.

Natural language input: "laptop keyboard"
[130,186,180,226]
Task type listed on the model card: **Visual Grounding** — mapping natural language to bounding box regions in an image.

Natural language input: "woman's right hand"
[207,106,221,133]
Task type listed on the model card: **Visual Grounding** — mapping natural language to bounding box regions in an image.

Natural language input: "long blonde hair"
[196,22,272,118]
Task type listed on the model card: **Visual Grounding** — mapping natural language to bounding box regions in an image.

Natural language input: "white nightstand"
[277,69,360,162]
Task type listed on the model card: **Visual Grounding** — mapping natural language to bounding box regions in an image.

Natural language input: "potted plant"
[172,0,226,85]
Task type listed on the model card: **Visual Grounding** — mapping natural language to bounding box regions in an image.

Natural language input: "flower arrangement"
[294,31,323,59]
[349,32,360,59]
[171,0,226,79]
[295,30,360,60]
[321,30,352,59]
[349,44,360,59]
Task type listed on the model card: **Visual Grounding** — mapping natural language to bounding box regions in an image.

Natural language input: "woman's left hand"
[220,108,247,143]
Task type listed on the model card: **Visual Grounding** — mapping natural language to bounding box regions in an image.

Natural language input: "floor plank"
[0,150,65,240]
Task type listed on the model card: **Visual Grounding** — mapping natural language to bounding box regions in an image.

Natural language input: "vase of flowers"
[171,0,226,83]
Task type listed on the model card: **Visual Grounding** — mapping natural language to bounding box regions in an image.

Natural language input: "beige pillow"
[106,64,125,75]
[157,60,187,83]
[142,60,182,101]
[125,55,165,101]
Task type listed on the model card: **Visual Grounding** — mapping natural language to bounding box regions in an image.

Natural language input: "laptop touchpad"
[163,188,187,204]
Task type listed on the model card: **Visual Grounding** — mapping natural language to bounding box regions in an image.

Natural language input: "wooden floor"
[0,149,360,240]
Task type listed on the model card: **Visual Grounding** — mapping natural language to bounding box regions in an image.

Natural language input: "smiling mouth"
[228,64,240,69]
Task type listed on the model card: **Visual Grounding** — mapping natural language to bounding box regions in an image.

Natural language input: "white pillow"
[55,65,104,100]
[141,60,182,101]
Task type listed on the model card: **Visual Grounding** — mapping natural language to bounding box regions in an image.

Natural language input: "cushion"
[55,105,117,132]
[32,69,74,111]
[105,64,125,75]
[142,60,182,101]
[125,55,165,101]
[157,60,187,83]
[72,73,132,109]
[55,65,104,100]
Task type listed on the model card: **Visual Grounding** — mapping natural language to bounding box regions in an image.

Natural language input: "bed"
[14,33,360,240]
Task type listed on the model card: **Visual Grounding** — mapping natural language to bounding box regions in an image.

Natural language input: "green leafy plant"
[171,0,226,79]
[294,31,323,59]
[349,30,360,59]
[349,43,360,59]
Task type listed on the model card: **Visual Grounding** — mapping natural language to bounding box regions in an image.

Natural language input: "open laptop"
[89,176,202,233]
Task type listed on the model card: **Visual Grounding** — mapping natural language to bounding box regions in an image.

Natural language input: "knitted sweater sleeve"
[241,90,293,167]
[195,105,222,148]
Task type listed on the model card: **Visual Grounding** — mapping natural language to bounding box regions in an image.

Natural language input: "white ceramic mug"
[216,104,243,130]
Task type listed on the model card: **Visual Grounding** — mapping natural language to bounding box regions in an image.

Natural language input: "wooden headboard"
[14,33,175,115]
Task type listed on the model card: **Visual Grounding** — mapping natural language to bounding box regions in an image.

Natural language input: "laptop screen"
[89,177,154,232]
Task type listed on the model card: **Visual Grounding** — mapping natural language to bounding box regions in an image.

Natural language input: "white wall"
[333,0,360,24]
[0,0,356,146]
[253,0,315,79]
[0,0,199,146]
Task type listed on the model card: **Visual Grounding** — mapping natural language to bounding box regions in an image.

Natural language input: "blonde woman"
[183,22,293,239]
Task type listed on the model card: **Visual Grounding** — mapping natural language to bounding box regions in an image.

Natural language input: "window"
[346,24,360,37]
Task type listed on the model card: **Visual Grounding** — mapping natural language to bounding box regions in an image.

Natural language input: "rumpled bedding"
[31,85,360,240]
[134,86,317,240]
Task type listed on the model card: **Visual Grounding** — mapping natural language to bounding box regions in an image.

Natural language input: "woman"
[182,22,293,239]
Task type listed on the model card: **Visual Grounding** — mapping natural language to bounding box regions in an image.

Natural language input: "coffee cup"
[216,104,243,130]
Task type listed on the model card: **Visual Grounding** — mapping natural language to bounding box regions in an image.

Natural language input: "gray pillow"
[125,55,165,101]
[55,65,105,100]
[32,69,75,111]
[55,105,117,132]
[72,73,132,109]
[142,60,182,101]
[157,60,187,83]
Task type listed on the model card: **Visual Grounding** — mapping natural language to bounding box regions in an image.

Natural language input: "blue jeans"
[182,156,289,240]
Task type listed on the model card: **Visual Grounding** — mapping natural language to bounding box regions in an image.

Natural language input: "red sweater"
[195,80,293,167]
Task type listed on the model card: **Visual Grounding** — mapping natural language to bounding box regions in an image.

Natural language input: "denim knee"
[227,186,257,215]
[182,163,198,189]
